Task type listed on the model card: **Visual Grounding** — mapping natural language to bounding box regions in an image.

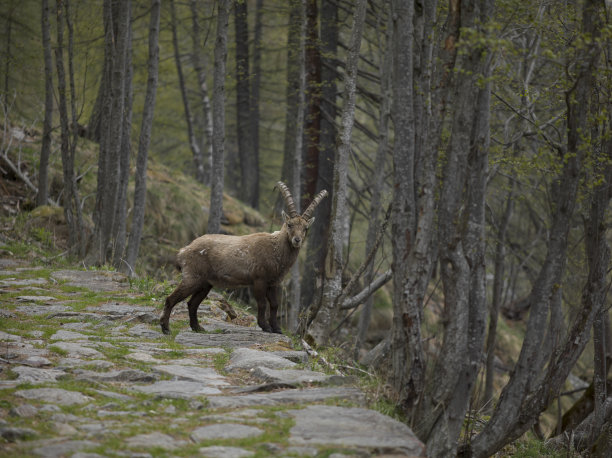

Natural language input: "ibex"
[160,182,328,335]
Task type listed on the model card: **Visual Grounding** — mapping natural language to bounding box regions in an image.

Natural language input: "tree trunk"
[389,0,418,409]
[125,0,161,274]
[389,0,443,419]
[287,0,306,332]
[300,0,337,321]
[307,0,367,345]
[249,0,263,209]
[113,5,133,268]
[54,0,84,256]
[190,0,213,186]
[208,0,230,235]
[37,0,53,208]
[279,0,302,204]
[355,6,392,359]
[171,0,205,184]
[65,0,85,256]
[2,0,15,103]
[469,1,605,455]
[409,1,492,454]
[483,181,514,408]
[301,0,321,206]
[87,0,130,265]
[234,0,257,208]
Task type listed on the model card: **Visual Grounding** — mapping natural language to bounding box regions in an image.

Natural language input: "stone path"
[0,264,425,457]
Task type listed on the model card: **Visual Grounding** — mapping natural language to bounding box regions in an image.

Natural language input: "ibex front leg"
[253,281,272,333]
[160,281,199,335]
[187,283,212,332]
[266,286,282,334]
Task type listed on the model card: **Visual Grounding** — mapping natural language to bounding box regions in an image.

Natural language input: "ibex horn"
[275,181,299,217]
[302,189,328,219]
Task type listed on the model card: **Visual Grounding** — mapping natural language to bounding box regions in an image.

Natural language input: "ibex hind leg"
[187,283,212,332]
[160,281,201,335]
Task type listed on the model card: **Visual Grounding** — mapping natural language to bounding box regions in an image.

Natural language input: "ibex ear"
[282,211,289,223]
[306,217,315,228]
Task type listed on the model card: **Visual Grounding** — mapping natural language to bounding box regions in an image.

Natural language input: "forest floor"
[0,257,425,458]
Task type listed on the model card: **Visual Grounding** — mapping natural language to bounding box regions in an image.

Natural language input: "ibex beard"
[160,182,328,335]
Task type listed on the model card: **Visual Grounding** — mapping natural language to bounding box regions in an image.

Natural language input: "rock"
[250,367,337,385]
[0,330,22,341]
[175,325,291,348]
[226,348,296,372]
[9,404,38,418]
[286,446,319,456]
[30,440,98,457]
[51,270,127,292]
[132,380,222,398]
[85,303,155,317]
[128,324,163,339]
[0,426,36,441]
[207,387,365,409]
[152,364,229,385]
[60,322,92,331]
[93,389,133,401]
[183,347,227,355]
[0,258,24,268]
[198,445,255,457]
[16,296,57,303]
[125,432,187,450]
[164,404,176,414]
[77,423,111,438]
[49,330,89,340]
[48,311,107,322]
[49,342,104,358]
[261,443,283,454]
[190,423,263,442]
[52,422,79,435]
[0,277,47,287]
[286,405,426,456]
[19,355,53,367]
[74,368,157,383]
[125,312,159,324]
[15,305,71,316]
[125,352,159,363]
[12,366,67,384]
[50,413,81,423]
[57,358,113,369]
[39,405,62,413]
[270,350,309,363]
[15,388,92,406]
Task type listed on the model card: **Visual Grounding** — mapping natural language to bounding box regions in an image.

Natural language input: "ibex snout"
[292,236,302,248]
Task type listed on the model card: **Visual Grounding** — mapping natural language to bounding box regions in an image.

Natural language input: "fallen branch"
[1,153,38,194]
[301,339,343,376]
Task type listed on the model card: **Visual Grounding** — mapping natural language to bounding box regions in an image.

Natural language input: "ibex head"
[276,181,328,248]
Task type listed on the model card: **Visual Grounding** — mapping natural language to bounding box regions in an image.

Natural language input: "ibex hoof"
[259,324,273,333]
[272,327,283,334]
[191,324,205,333]
[161,325,170,335]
